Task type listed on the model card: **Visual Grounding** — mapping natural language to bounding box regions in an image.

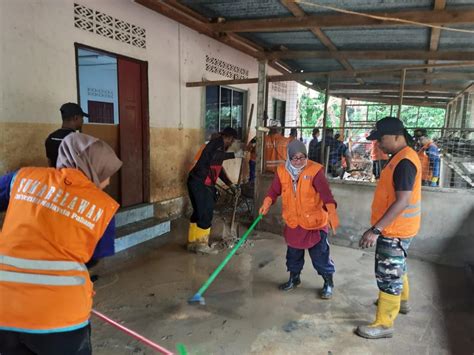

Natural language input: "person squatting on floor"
[259,139,340,299]
[357,117,421,339]
[187,127,243,254]
[0,133,122,355]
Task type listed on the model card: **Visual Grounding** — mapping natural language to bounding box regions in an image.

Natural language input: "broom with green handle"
[188,214,263,305]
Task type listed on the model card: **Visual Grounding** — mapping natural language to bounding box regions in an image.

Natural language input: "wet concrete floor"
[91,218,473,354]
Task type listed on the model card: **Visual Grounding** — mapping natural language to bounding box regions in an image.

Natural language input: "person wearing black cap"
[187,127,242,254]
[356,116,422,339]
[45,103,88,167]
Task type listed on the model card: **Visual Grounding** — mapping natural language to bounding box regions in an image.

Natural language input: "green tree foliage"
[299,89,445,138]
[299,90,342,138]
[299,90,324,129]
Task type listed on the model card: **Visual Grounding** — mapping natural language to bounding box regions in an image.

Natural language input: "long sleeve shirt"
[265,169,337,249]
[189,136,235,186]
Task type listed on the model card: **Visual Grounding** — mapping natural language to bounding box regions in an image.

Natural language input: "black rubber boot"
[320,274,334,299]
[278,272,301,291]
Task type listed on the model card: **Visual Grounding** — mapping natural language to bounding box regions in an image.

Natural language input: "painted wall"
[256,175,474,267]
[0,0,281,211]
[267,81,301,130]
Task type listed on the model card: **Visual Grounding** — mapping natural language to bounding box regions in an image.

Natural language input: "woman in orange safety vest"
[259,139,340,299]
[0,133,121,355]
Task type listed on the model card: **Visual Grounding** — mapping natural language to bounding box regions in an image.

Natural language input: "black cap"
[367,116,405,140]
[220,126,238,138]
[60,102,89,119]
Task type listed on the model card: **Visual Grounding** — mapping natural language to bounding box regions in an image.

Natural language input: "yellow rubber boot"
[194,226,217,255]
[187,223,198,252]
[187,223,197,243]
[400,274,411,314]
[356,291,401,339]
[374,274,411,314]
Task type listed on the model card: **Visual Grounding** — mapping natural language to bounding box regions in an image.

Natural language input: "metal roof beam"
[212,9,474,32]
[135,0,263,59]
[425,0,447,85]
[326,84,464,91]
[336,96,446,108]
[187,61,474,87]
[337,94,451,101]
[279,0,364,85]
[266,50,474,61]
[354,71,474,81]
[329,91,455,98]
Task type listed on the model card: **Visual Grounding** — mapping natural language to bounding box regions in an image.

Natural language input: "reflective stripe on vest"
[0,270,85,286]
[0,255,87,286]
[402,201,421,218]
[266,160,285,165]
[0,255,87,272]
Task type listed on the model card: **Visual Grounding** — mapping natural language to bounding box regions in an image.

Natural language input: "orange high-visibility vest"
[0,167,119,333]
[371,146,422,238]
[277,161,329,230]
[265,134,288,172]
[417,141,434,181]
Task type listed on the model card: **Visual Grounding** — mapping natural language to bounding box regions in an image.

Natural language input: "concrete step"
[115,203,154,228]
[115,217,170,253]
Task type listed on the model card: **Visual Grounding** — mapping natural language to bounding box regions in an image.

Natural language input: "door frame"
[74,43,150,204]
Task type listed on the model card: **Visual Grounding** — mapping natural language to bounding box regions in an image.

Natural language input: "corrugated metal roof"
[298,0,432,15]
[180,0,292,20]
[447,0,474,6]
[147,0,474,104]
[348,60,427,70]
[287,58,344,72]
[323,27,430,50]
[240,31,325,50]
[438,25,474,50]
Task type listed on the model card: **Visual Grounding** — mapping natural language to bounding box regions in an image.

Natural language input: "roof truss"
[137,0,474,107]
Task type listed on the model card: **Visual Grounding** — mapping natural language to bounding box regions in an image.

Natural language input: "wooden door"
[118,58,144,207]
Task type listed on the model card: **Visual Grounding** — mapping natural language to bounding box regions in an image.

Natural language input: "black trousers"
[187,177,216,229]
[286,231,335,276]
[0,324,91,355]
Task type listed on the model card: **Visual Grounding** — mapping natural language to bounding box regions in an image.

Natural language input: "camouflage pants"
[375,236,413,295]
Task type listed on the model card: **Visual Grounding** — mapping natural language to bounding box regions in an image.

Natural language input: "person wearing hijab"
[0,132,121,355]
[258,140,340,299]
